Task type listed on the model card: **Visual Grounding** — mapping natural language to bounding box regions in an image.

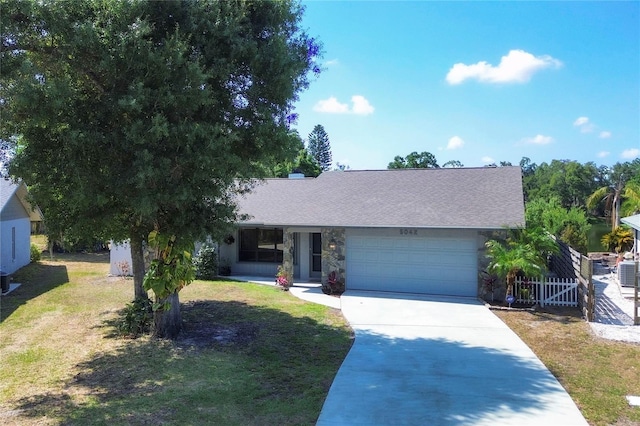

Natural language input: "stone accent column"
[282,228,294,285]
[321,227,346,286]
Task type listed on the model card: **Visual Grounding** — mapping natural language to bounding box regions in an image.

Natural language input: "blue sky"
[291,1,640,170]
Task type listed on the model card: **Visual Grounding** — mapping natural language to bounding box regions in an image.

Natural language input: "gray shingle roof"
[0,179,43,221]
[237,167,525,229]
[0,179,18,212]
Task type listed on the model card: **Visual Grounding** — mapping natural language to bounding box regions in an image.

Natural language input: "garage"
[346,232,478,297]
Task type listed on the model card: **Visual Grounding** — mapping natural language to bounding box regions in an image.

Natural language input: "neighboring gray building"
[219,167,525,297]
[1,179,42,275]
[621,214,640,258]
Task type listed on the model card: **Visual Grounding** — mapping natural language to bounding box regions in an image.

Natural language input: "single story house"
[621,214,640,259]
[1,179,43,274]
[220,167,525,297]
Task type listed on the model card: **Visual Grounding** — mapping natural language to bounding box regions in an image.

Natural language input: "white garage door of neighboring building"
[346,235,478,297]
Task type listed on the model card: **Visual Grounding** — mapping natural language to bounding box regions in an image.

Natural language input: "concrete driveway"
[317,291,587,426]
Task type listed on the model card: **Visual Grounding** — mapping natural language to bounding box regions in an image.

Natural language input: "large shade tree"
[1,0,321,337]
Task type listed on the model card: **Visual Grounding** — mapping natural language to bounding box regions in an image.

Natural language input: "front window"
[239,228,283,263]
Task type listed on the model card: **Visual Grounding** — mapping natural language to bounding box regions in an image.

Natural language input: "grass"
[4,252,640,425]
[493,307,640,426]
[0,253,353,425]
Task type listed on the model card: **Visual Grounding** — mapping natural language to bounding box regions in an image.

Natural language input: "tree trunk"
[130,233,148,301]
[613,190,621,231]
[154,291,182,339]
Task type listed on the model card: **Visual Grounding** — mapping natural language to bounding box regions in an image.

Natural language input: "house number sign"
[399,228,418,236]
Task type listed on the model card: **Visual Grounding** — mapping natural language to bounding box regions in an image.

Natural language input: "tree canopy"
[388,151,439,169]
[307,124,332,171]
[2,0,321,336]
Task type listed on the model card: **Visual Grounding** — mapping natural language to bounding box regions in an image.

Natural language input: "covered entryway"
[346,229,478,296]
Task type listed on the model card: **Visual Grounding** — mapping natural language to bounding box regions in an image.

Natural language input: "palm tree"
[485,228,558,298]
[621,181,640,217]
[587,162,638,231]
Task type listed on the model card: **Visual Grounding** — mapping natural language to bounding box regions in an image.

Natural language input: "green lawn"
[494,307,640,426]
[0,253,352,425]
[5,253,640,425]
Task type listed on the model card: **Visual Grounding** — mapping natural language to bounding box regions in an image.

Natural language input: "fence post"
[539,276,545,308]
[635,261,639,326]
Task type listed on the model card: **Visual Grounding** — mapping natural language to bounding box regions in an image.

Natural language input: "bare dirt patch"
[176,301,260,349]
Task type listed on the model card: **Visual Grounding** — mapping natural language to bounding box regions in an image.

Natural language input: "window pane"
[238,228,284,263]
[258,229,275,250]
[240,229,258,251]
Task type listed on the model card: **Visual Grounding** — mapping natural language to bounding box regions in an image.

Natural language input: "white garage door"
[346,235,478,296]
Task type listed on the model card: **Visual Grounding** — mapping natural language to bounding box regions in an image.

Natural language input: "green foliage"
[525,197,591,253]
[442,160,464,168]
[600,227,634,254]
[307,124,332,171]
[586,160,640,229]
[29,243,41,262]
[193,245,218,281]
[523,159,601,208]
[622,180,640,216]
[485,227,558,296]
[271,146,322,178]
[143,231,195,309]
[117,298,153,338]
[388,151,439,169]
[2,0,322,299]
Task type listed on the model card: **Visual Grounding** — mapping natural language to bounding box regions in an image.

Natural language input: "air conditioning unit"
[618,261,637,287]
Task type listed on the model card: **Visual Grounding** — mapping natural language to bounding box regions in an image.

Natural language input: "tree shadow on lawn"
[0,262,69,323]
[10,299,354,426]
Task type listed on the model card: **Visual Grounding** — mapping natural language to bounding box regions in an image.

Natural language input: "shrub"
[601,226,633,253]
[275,265,291,290]
[30,243,41,262]
[193,245,218,280]
[117,298,153,338]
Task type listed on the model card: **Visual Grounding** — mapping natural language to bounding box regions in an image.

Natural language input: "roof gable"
[0,179,43,222]
[237,167,525,229]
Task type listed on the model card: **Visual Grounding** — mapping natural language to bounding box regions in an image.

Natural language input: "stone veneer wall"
[282,228,295,285]
[321,227,346,286]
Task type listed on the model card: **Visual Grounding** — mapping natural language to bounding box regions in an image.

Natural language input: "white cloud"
[313,96,349,114]
[597,151,610,158]
[481,156,495,164]
[446,49,562,85]
[621,148,640,159]
[572,116,595,133]
[447,136,465,150]
[524,134,554,145]
[313,95,374,116]
[599,131,612,139]
[325,59,339,66]
[573,116,589,126]
[351,95,375,115]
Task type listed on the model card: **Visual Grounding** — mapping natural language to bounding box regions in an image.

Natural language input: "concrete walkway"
[316,291,587,426]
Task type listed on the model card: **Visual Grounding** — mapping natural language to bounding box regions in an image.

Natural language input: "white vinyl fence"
[514,276,579,307]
